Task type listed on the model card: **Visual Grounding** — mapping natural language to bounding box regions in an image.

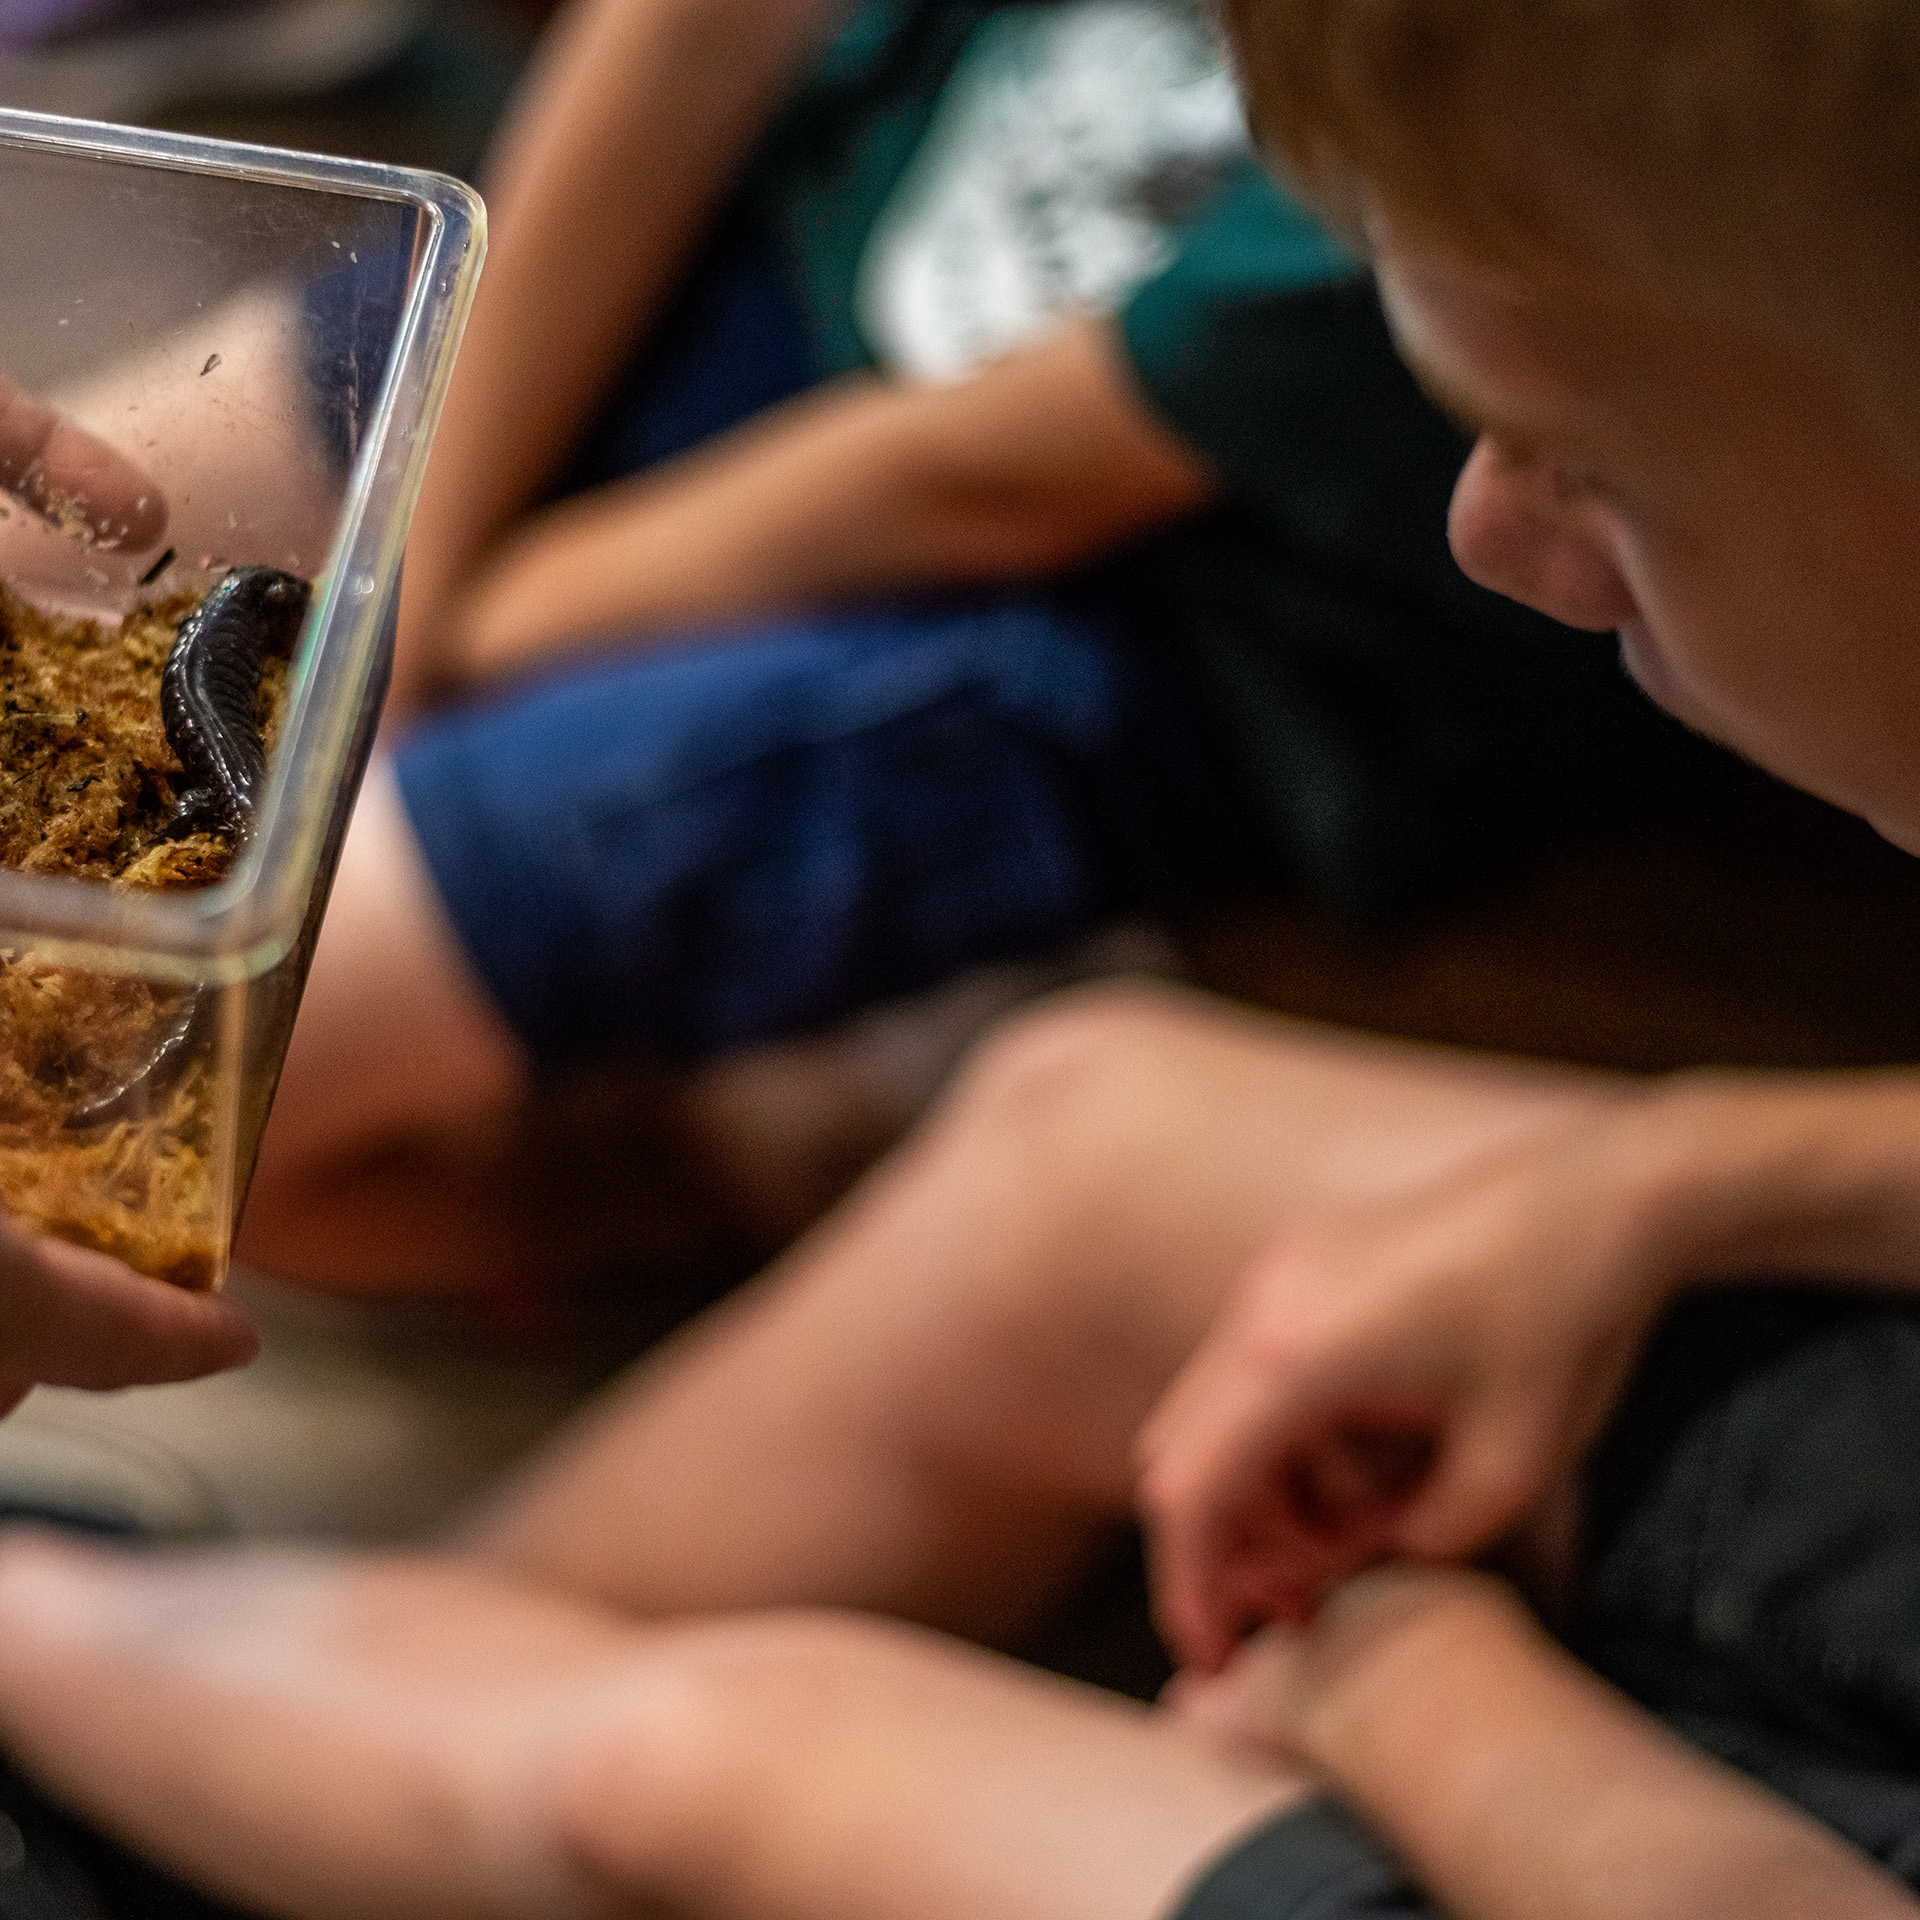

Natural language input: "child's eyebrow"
[1392,332,1581,452]
[1398,347,1508,441]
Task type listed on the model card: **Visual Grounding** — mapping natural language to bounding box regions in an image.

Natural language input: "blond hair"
[1222,1,1920,432]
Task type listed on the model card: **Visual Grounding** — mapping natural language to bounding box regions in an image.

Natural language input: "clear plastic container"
[0,109,482,1288]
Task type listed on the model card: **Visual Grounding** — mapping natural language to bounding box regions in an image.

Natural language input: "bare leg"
[469,984,1621,1642]
[238,757,534,1290]
[237,763,956,1299]
[0,1534,1306,1920]
[247,754,530,1151]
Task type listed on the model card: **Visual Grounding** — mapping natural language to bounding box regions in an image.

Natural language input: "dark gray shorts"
[1173,1288,1920,1918]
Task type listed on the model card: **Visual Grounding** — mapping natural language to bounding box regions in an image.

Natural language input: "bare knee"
[934,979,1238,1160]
[555,1612,912,1908]
[841,987,1268,1467]
[898,981,1297,1282]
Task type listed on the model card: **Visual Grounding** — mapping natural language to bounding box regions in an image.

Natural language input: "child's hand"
[0,1219,257,1416]
[0,369,166,550]
[1164,1566,1531,1771]
[1161,1620,1318,1770]
[1139,1107,1673,1671]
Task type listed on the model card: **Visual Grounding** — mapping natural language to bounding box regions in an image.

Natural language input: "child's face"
[1372,237,1920,851]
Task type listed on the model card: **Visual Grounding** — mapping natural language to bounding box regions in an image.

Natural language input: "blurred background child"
[230,0,1745,1303]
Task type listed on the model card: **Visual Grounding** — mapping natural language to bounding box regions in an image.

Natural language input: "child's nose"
[1448,438,1636,633]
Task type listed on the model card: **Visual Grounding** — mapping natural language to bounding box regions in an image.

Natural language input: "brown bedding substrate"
[0,580,291,1289]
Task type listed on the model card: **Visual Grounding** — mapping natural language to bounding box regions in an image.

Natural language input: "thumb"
[2,1236,258,1393]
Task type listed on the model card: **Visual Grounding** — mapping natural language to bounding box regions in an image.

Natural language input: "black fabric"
[1173,1287,1920,1917]
[1175,1799,1428,1920]
[0,1757,259,1920]
[0,1760,108,1920]
[1574,1288,1920,1879]
[1111,272,1757,926]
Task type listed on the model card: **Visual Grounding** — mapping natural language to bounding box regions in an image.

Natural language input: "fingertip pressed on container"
[0,108,483,1289]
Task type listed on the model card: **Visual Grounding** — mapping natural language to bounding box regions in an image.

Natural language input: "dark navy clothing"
[393,223,1743,1064]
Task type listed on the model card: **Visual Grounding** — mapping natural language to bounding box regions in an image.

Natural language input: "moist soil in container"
[0,580,291,1289]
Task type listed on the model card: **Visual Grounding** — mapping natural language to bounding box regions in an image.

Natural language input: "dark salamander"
[163,566,310,839]
[65,567,310,1131]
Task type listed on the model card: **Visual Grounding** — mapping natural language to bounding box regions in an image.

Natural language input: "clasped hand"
[1139,1093,1680,1672]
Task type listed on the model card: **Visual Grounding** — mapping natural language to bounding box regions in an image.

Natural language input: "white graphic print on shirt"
[857,0,1247,379]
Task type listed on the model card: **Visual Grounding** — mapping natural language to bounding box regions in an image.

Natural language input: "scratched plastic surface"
[0,112,483,1287]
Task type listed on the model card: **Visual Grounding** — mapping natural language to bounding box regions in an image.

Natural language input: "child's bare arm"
[1218,1567,1920,1920]
[397,0,849,709]
[1140,1067,1920,1666]
[433,313,1215,693]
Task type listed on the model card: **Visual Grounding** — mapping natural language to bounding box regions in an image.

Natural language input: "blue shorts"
[394,208,1255,1064]
[397,595,1252,1063]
